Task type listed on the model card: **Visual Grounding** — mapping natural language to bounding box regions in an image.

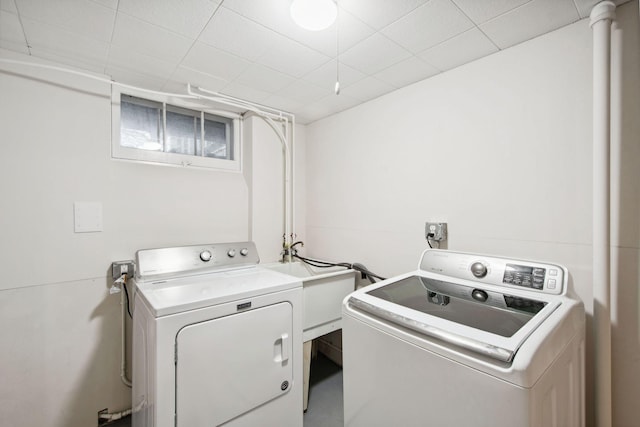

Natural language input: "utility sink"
[262,261,356,342]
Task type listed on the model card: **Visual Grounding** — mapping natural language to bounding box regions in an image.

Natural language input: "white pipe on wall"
[590,2,616,427]
[186,85,298,255]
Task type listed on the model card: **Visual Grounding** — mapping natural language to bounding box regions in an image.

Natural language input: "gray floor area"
[304,353,344,427]
[102,353,344,427]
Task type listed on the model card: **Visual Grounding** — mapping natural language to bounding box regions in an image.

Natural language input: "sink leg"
[303,340,312,412]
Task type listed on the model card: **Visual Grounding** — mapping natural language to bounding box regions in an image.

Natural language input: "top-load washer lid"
[348,274,559,363]
[366,276,545,338]
[347,249,570,363]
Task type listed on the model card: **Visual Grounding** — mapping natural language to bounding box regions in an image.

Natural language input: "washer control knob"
[471,262,488,278]
[227,249,236,258]
[240,248,249,256]
[199,250,212,262]
[472,289,489,302]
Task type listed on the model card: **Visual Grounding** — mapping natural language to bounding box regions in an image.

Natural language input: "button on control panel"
[199,250,212,262]
[503,264,546,290]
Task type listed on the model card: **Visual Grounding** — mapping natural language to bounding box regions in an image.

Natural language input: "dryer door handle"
[280,333,290,362]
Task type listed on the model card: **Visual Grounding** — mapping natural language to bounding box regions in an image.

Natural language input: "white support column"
[589,2,616,427]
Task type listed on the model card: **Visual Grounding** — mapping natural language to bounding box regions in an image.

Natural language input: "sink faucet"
[290,241,304,255]
[281,241,304,263]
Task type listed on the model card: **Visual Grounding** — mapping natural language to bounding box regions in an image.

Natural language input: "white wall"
[0,50,294,426]
[305,3,640,426]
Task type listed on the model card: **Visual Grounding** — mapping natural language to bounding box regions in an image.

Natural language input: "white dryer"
[343,249,585,427]
[131,242,302,427]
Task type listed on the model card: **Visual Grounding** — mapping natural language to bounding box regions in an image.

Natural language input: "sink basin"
[262,261,356,341]
[264,261,348,279]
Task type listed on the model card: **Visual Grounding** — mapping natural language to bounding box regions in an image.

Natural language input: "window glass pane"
[199,115,233,160]
[166,108,197,155]
[120,96,162,151]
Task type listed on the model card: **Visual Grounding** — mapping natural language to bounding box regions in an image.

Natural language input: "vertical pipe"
[291,115,296,242]
[590,3,616,427]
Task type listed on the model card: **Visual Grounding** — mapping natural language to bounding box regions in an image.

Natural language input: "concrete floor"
[304,353,344,427]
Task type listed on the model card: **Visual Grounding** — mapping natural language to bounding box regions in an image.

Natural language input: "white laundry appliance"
[342,249,585,427]
[131,242,303,427]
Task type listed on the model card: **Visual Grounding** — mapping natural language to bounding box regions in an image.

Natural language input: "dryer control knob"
[471,262,488,278]
[227,249,236,258]
[200,250,212,262]
[240,248,249,256]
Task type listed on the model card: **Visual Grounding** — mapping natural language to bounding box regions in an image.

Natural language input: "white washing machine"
[342,249,585,427]
[131,242,303,427]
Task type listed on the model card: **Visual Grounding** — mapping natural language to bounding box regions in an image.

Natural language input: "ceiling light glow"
[290,0,337,31]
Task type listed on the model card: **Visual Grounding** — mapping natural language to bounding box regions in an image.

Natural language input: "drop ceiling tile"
[339,0,430,30]
[572,0,601,19]
[20,16,110,66]
[342,76,396,101]
[0,10,25,45]
[88,0,118,9]
[480,0,580,49]
[233,63,295,93]
[107,44,176,81]
[451,0,531,24]
[105,65,167,91]
[261,94,303,114]
[382,0,474,53]
[111,13,193,64]
[573,0,630,18]
[14,0,115,41]
[223,0,374,57]
[277,8,377,58]
[181,42,250,82]
[28,47,106,73]
[169,66,229,93]
[0,39,29,54]
[418,27,499,72]
[253,33,331,78]
[339,32,412,75]
[1,0,17,13]
[297,92,362,123]
[276,79,332,104]
[118,0,219,39]
[222,0,288,24]
[374,56,440,87]
[302,60,367,90]
[199,7,275,62]
[220,80,271,103]
[307,8,377,56]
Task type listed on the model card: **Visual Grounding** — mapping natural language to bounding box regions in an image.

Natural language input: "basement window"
[112,89,240,171]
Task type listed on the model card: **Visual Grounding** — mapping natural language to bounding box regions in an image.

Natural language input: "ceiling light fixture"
[290,0,337,31]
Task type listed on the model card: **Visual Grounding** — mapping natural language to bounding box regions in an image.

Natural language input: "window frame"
[111,87,241,171]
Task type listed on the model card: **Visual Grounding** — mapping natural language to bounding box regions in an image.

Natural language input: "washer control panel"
[135,241,259,281]
[503,264,548,290]
[419,249,566,295]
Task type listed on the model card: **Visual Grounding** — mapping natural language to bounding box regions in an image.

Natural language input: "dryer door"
[175,302,293,426]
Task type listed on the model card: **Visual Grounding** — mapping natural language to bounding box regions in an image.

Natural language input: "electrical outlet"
[111,260,135,280]
[425,222,447,242]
